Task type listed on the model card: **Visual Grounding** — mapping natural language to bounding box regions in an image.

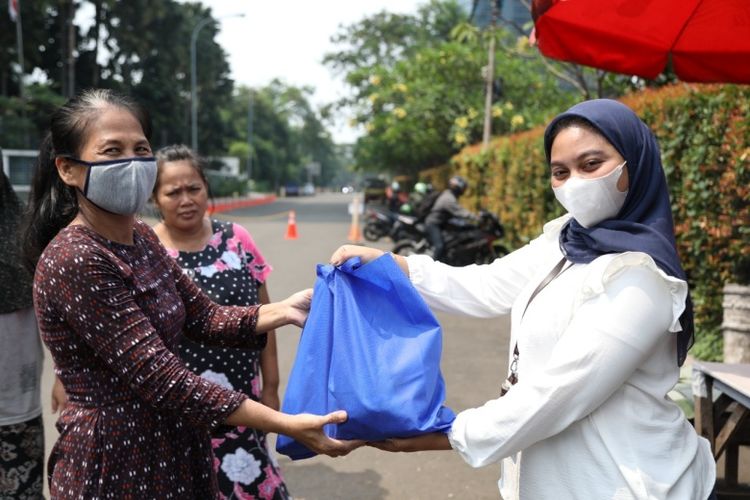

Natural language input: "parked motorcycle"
[392,210,508,266]
[363,207,421,242]
[363,208,397,241]
[388,212,425,242]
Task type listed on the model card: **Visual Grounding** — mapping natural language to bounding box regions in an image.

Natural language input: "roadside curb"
[208,194,277,214]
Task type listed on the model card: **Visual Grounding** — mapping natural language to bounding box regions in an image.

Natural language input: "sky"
[188,1,426,144]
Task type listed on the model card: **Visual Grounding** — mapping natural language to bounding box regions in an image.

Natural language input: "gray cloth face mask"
[69,157,157,215]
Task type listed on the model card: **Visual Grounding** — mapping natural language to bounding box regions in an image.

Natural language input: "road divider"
[207,194,276,214]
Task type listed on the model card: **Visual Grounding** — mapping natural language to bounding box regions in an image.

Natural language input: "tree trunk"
[67,0,76,96]
[92,0,101,87]
[59,0,67,96]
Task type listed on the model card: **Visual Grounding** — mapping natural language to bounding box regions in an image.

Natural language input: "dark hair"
[545,115,604,163]
[153,145,213,217]
[153,144,211,196]
[21,89,151,270]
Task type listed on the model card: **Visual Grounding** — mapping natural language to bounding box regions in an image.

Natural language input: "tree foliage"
[0,1,344,190]
[325,1,574,176]
[225,81,341,190]
[323,0,465,84]
[451,83,749,361]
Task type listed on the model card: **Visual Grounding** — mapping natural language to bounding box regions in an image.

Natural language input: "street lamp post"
[482,0,501,151]
[247,90,253,183]
[190,13,245,153]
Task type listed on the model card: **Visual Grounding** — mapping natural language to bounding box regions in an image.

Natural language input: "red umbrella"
[531,0,750,84]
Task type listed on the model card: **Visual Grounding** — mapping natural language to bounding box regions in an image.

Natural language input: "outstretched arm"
[168,247,310,346]
[257,288,312,331]
[368,432,451,453]
[329,245,408,275]
[259,283,281,410]
[226,399,364,457]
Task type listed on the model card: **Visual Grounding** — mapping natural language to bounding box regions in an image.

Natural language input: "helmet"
[391,181,401,192]
[414,182,428,195]
[448,175,468,196]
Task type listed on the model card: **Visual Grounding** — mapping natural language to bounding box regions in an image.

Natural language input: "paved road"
[41,192,510,499]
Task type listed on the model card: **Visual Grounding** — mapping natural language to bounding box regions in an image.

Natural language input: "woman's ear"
[617,162,630,192]
[54,157,86,190]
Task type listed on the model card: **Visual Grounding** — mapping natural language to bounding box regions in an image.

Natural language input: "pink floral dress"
[165,219,289,500]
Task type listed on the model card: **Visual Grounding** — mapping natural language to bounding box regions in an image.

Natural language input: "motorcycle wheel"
[363,224,383,242]
[392,239,429,257]
[390,227,405,242]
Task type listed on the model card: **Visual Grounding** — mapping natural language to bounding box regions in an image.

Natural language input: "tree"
[324,0,465,111]
[0,0,69,147]
[327,0,574,176]
[225,84,295,190]
[0,1,237,155]
[270,84,343,187]
[97,1,235,154]
[225,82,344,190]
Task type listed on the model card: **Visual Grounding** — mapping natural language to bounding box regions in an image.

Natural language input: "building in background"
[1,149,37,201]
[458,0,532,34]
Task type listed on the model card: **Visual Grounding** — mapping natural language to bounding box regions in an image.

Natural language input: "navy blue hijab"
[544,99,693,366]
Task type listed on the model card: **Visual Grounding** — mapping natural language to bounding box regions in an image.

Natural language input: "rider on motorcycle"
[410,181,431,207]
[423,175,477,262]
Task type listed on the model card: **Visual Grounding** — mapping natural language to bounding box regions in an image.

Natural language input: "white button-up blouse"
[406,215,715,500]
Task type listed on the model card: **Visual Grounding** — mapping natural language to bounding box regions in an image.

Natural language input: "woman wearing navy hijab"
[330,99,716,499]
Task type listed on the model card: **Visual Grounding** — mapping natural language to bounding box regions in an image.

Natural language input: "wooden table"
[693,361,750,496]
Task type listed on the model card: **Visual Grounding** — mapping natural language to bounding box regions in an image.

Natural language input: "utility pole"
[190,16,213,153]
[12,0,28,146]
[92,0,102,87]
[67,0,76,97]
[13,0,24,100]
[190,13,245,153]
[482,0,500,150]
[247,90,253,184]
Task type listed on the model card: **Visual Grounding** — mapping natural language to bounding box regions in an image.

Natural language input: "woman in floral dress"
[152,144,290,499]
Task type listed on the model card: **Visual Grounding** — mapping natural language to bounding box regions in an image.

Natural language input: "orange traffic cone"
[348,196,363,243]
[285,210,299,240]
[348,221,362,243]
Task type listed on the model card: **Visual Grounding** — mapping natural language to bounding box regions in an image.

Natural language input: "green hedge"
[448,84,750,361]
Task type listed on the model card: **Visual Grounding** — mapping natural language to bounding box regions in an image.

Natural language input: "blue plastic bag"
[276,254,455,460]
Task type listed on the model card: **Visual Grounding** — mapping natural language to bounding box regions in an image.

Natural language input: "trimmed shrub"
[448,84,750,361]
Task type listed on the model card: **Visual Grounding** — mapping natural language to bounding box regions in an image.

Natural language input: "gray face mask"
[69,157,157,215]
